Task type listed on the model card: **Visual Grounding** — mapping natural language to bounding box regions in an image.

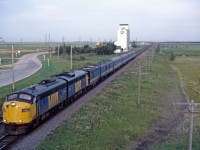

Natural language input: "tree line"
[54,42,116,55]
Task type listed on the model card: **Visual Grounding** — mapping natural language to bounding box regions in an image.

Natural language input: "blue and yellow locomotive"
[2,50,141,135]
[2,70,88,135]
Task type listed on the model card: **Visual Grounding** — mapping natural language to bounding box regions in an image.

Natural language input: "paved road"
[0,52,46,88]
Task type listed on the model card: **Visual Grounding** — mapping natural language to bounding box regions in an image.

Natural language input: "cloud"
[33,5,59,10]
[0,0,200,41]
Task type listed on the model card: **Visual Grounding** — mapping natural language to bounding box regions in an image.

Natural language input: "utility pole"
[70,45,73,70]
[45,34,47,45]
[57,45,60,61]
[11,45,15,90]
[144,52,150,81]
[39,39,41,51]
[20,38,22,49]
[148,50,151,71]
[132,44,157,107]
[47,59,50,67]
[48,34,50,46]
[132,63,148,107]
[49,51,51,58]
[62,36,65,43]
[173,100,200,150]
[137,65,141,106]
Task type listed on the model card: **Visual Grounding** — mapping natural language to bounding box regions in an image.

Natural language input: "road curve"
[0,52,47,88]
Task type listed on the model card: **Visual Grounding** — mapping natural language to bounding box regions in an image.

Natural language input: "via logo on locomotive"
[48,92,58,109]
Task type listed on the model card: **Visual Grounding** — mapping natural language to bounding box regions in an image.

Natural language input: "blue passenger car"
[97,60,113,78]
[83,65,101,86]
[121,53,129,64]
[110,56,123,70]
[127,51,136,61]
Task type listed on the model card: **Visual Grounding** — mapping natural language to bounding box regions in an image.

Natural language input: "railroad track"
[0,112,20,149]
[0,134,19,150]
[0,114,2,124]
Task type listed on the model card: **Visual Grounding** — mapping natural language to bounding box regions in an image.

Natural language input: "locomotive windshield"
[19,94,32,101]
[6,93,33,103]
[7,94,18,100]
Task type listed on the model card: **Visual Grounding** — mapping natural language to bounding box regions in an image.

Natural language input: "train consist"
[2,47,149,135]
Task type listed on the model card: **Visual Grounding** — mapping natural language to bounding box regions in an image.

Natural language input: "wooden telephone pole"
[132,44,157,107]
[132,62,148,107]
[70,45,73,70]
[173,100,200,150]
[12,45,15,90]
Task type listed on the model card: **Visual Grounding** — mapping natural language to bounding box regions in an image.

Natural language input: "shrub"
[169,52,176,61]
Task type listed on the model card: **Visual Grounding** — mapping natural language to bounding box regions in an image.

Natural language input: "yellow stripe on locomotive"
[75,80,82,92]
[2,101,36,124]
[48,92,58,109]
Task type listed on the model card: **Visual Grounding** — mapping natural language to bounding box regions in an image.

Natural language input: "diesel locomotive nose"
[2,101,32,124]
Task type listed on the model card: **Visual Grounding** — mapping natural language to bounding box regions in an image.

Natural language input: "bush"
[54,43,115,56]
[79,55,86,61]
[95,42,116,55]
[169,52,176,61]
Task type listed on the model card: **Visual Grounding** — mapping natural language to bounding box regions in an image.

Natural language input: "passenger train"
[2,47,148,135]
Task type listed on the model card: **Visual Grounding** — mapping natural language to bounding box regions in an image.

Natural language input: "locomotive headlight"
[11,102,16,107]
[22,108,30,112]
[3,120,6,122]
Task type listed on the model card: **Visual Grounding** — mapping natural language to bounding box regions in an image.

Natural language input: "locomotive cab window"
[6,94,18,101]
[6,93,32,103]
[19,94,32,101]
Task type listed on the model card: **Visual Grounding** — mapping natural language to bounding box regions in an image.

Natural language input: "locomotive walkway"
[0,52,47,88]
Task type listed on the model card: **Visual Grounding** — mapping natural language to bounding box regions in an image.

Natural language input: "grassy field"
[150,44,200,149]
[0,53,20,66]
[0,42,96,49]
[0,44,44,66]
[0,53,116,106]
[36,51,179,149]
[172,57,200,102]
[161,44,200,56]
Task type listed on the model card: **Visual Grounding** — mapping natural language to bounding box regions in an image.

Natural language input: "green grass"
[150,45,200,149]
[0,42,96,49]
[171,57,200,102]
[36,52,178,150]
[0,51,33,66]
[161,44,200,56]
[0,53,116,106]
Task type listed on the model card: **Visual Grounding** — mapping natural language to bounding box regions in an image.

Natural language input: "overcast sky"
[0,0,199,42]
